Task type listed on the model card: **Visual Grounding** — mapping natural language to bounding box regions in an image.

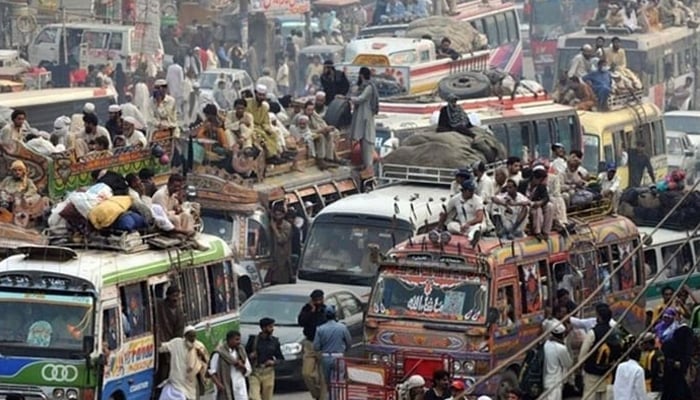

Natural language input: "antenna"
[391,232,396,248]
[410,203,417,220]
[427,197,433,216]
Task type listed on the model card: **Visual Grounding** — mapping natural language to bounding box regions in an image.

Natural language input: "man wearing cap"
[439,179,486,247]
[598,163,620,214]
[246,317,284,400]
[257,68,278,97]
[568,44,594,79]
[73,113,112,157]
[105,104,123,140]
[120,95,148,133]
[150,79,180,138]
[320,60,350,105]
[640,332,664,399]
[314,91,328,117]
[398,375,425,400]
[299,100,341,168]
[314,305,352,399]
[451,381,468,400]
[122,116,148,148]
[158,325,209,400]
[543,322,573,400]
[298,290,328,400]
[247,84,283,163]
[450,168,472,195]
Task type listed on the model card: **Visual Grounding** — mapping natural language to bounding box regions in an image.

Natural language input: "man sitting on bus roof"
[437,38,460,61]
[598,162,621,214]
[439,179,486,247]
[583,59,612,111]
[605,37,627,70]
[491,179,529,240]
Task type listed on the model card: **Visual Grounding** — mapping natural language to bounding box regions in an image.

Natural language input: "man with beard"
[105,104,123,140]
[226,99,257,155]
[268,204,292,284]
[320,60,349,105]
[0,160,41,211]
[158,325,209,400]
[247,84,284,164]
[0,109,29,144]
[154,284,187,390]
[314,91,328,117]
[74,113,112,157]
[122,116,148,148]
[149,79,180,138]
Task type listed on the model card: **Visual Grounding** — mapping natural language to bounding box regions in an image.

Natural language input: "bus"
[359,0,523,77]
[0,87,116,132]
[0,234,239,400]
[556,25,700,111]
[363,213,645,397]
[527,0,597,90]
[298,101,583,290]
[641,226,700,312]
[577,102,668,188]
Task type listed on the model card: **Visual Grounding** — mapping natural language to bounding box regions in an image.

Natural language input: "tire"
[438,72,491,101]
[497,369,519,400]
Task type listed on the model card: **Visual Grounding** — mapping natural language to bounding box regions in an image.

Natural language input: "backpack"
[519,342,545,399]
[588,326,623,375]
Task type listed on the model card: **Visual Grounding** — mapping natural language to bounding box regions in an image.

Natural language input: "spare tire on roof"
[438,72,491,101]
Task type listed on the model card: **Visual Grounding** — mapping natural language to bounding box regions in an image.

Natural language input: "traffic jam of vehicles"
[0,0,699,400]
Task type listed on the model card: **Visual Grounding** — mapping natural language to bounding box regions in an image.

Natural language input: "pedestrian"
[424,369,451,400]
[247,40,260,80]
[661,321,694,400]
[286,208,302,281]
[209,330,252,400]
[397,375,425,400]
[246,317,284,400]
[158,325,209,400]
[166,57,185,116]
[269,203,292,284]
[314,305,352,399]
[298,289,328,400]
[320,60,350,105]
[543,322,573,400]
[639,332,664,400]
[277,57,290,96]
[579,303,621,400]
[349,66,378,170]
[613,345,647,400]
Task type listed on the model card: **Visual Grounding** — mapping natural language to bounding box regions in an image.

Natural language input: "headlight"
[463,360,475,373]
[53,388,65,398]
[381,354,390,363]
[281,342,303,355]
[370,353,381,362]
[452,360,462,372]
[66,389,79,400]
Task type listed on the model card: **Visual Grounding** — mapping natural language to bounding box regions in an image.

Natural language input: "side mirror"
[685,150,695,157]
[83,335,95,354]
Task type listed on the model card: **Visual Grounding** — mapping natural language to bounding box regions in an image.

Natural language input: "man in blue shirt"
[583,59,612,111]
[314,306,352,400]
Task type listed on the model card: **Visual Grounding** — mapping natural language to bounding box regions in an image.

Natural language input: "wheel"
[438,72,491,101]
[496,369,519,400]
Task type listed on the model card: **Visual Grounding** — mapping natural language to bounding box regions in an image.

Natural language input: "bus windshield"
[0,291,94,351]
[369,273,489,324]
[299,220,413,285]
[531,1,562,40]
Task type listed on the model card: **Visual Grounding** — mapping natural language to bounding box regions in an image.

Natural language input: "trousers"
[302,339,322,399]
[249,366,275,400]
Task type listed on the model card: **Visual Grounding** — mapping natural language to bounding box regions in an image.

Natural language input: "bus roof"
[0,87,114,108]
[577,103,662,133]
[452,0,515,19]
[557,26,696,51]
[0,234,231,289]
[316,183,452,224]
[346,37,433,56]
[42,23,135,32]
[638,227,695,246]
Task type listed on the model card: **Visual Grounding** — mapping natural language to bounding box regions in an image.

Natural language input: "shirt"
[598,172,621,193]
[568,53,591,78]
[613,359,647,400]
[125,129,148,148]
[245,333,284,368]
[423,388,450,400]
[298,304,327,341]
[313,320,352,354]
[476,174,495,202]
[445,193,485,225]
[543,339,573,389]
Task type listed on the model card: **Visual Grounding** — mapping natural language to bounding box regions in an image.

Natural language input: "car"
[197,68,254,105]
[665,130,699,184]
[664,110,700,149]
[238,283,366,382]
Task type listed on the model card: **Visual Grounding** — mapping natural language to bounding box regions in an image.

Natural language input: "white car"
[666,130,698,184]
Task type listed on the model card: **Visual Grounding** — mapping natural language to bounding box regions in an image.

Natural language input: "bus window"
[612,130,628,164]
[505,123,524,157]
[180,267,210,323]
[108,32,123,51]
[662,243,693,277]
[491,124,508,150]
[582,134,600,173]
[120,282,150,337]
[83,31,109,49]
[505,10,519,41]
[651,121,666,156]
[611,243,636,290]
[644,248,658,277]
[495,13,509,45]
[209,263,235,315]
[597,246,613,295]
[534,119,552,159]
[635,124,654,155]
[103,307,121,350]
[554,117,574,150]
[247,218,270,258]
[520,122,534,158]
[496,285,516,328]
[471,19,485,36]
[483,15,499,48]
[519,263,543,314]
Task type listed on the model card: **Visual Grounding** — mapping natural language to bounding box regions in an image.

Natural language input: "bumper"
[0,384,48,400]
[274,357,304,381]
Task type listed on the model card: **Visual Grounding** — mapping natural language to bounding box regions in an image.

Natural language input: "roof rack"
[379,160,505,185]
[607,89,645,111]
[43,229,197,253]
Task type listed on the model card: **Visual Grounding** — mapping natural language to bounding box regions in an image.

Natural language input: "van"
[28,23,164,72]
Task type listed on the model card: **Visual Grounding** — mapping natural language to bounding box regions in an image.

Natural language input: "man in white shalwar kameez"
[158,325,209,400]
[166,61,185,118]
[543,322,573,400]
[209,330,252,400]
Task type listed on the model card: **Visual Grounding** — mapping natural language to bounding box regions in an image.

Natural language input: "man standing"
[276,58,290,96]
[298,290,328,400]
[158,326,209,400]
[269,204,292,284]
[628,141,655,187]
[543,323,573,400]
[598,163,621,214]
[155,284,187,385]
[579,303,620,400]
[639,332,664,400]
[314,306,352,400]
[349,66,379,170]
[246,317,284,400]
[167,58,185,116]
[613,345,647,400]
[320,60,350,105]
[209,330,252,400]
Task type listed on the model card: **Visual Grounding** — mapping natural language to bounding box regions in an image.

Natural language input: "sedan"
[239,283,366,382]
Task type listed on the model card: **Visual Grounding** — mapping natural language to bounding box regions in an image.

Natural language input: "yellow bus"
[578,102,667,189]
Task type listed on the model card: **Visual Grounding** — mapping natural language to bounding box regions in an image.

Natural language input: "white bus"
[0,234,239,400]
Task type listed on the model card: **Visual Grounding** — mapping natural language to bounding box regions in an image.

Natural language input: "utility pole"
[240,0,248,47]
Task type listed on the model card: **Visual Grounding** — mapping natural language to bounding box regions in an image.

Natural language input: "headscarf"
[10,160,29,192]
[445,94,469,127]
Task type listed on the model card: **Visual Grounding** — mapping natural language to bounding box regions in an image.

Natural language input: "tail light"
[83,389,95,400]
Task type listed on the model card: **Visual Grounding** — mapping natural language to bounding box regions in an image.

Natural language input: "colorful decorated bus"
[0,234,238,400]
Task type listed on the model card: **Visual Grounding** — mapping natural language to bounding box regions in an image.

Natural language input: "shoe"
[535,233,545,242]
[470,230,482,248]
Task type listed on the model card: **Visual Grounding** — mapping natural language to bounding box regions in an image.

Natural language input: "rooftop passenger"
[583,58,613,111]
[491,179,529,240]
[568,44,594,79]
[437,94,477,137]
[122,116,147,149]
[439,179,486,247]
[605,37,627,70]
[0,109,29,144]
[247,84,284,164]
[525,165,553,241]
[437,37,460,61]
[226,98,257,156]
[149,79,180,138]
[320,60,350,106]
